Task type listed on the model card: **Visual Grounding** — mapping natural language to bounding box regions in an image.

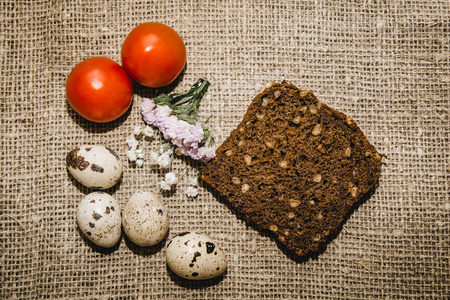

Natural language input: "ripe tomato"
[121,22,186,88]
[66,57,133,123]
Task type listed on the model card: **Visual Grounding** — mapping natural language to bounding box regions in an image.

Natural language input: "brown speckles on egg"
[122,191,169,247]
[66,148,90,171]
[67,145,123,190]
[165,232,228,280]
[191,251,201,265]
[90,164,104,173]
[110,206,115,211]
[77,192,121,248]
[206,242,215,254]
[105,207,110,214]
[92,212,102,220]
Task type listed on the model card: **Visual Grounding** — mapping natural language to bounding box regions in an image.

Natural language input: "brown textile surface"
[1,0,448,299]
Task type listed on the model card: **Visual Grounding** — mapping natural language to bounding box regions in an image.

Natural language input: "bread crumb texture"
[199,81,382,257]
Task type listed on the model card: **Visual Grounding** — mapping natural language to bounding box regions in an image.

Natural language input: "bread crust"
[199,82,382,256]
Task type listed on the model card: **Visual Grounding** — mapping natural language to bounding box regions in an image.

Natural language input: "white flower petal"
[189,176,198,186]
[165,172,178,185]
[134,125,143,136]
[157,153,171,168]
[127,150,137,162]
[126,135,139,150]
[136,159,144,167]
[149,151,159,162]
[160,181,172,191]
[186,186,199,198]
[141,126,154,137]
[135,148,145,159]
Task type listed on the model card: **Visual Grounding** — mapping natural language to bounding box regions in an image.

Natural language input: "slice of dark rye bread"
[199,81,382,257]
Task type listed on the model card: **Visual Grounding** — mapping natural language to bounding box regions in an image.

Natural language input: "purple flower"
[141,98,156,124]
[182,122,204,148]
[155,105,172,118]
[157,115,180,142]
[140,79,215,161]
[178,145,216,160]
[196,146,216,160]
[141,100,215,160]
[159,118,204,150]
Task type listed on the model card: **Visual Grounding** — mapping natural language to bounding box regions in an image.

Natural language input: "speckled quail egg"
[66,145,122,189]
[166,232,227,280]
[77,192,121,248]
[122,191,169,246]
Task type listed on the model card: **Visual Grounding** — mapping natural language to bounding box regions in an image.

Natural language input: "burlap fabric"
[1,0,448,299]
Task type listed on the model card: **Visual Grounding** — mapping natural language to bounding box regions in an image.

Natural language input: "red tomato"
[66,57,133,123]
[121,22,186,88]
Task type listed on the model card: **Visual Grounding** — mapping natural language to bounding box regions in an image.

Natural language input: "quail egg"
[77,191,121,248]
[166,232,227,280]
[66,145,122,189]
[122,191,169,246]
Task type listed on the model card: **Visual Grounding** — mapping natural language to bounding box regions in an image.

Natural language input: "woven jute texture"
[1,0,449,299]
